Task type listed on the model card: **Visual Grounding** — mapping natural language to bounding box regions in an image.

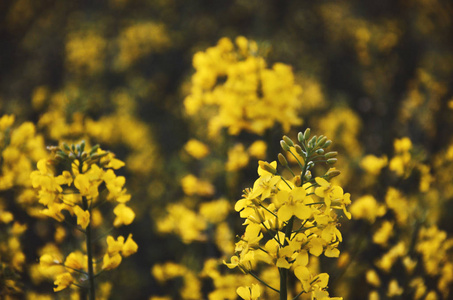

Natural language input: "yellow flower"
[276,188,312,221]
[360,154,388,175]
[350,195,386,223]
[237,284,261,300]
[39,254,61,267]
[113,204,135,227]
[53,272,74,292]
[122,234,138,257]
[247,140,267,159]
[64,251,85,270]
[226,144,249,171]
[184,139,210,159]
[102,253,122,270]
[74,174,99,199]
[73,206,90,229]
[107,235,125,256]
[41,203,65,222]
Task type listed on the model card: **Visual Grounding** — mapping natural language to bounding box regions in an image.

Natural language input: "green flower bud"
[323,140,332,148]
[308,136,317,148]
[80,140,86,153]
[298,132,304,143]
[304,170,312,181]
[294,145,304,157]
[278,153,288,167]
[259,161,277,174]
[280,140,290,151]
[303,128,311,141]
[315,149,325,155]
[63,143,71,152]
[90,144,100,155]
[327,158,337,165]
[325,169,341,179]
[282,135,294,147]
[317,136,327,148]
[325,151,338,159]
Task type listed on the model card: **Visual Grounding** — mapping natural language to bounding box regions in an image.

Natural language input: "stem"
[280,216,294,300]
[288,149,304,170]
[292,290,305,300]
[249,271,280,294]
[279,267,288,300]
[83,197,95,300]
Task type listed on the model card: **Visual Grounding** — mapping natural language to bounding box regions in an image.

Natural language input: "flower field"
[1,1,453,299]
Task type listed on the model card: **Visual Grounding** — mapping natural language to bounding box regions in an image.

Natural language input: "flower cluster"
[184,36,303,137]
[32,141,137,295]
[226,129,350,299]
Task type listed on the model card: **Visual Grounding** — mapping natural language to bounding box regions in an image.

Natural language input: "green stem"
[277,174,293,190]
[249,271,280,294]
[280,216,294,300]
[279,267,288,300]
[83,197,95,300]
[292,290,305,300]
[288,149,304,170]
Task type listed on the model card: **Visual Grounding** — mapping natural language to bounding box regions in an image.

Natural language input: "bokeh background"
[1,0,453,299]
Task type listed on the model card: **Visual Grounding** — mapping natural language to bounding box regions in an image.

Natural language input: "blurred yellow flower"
[184,139,210,159]
[113,204,135,227]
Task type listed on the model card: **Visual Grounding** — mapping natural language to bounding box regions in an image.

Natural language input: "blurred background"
[1,0,453,299]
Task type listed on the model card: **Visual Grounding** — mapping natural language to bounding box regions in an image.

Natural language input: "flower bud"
[327,158,337,165]
[317,136,327,148]
[90,144,100,155]
[304,170,312,181]
[294,175,302,187]
[303,128,311,141]
[325,168,341,179]
[278,153,288,167]
[323,140,332,148]
[315,149,324,155]
[280,140,290,151]
[294,145,304,157]
[282,135,294,147]
[298,132,304,143]
[308,136,317,148]
[259,161,277,174]
[325,151,338,159]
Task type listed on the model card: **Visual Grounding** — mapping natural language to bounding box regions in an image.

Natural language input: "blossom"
[73,206,90,229]
[237,284,261,300]
[53,272,74,292]
[113,204,135,227]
